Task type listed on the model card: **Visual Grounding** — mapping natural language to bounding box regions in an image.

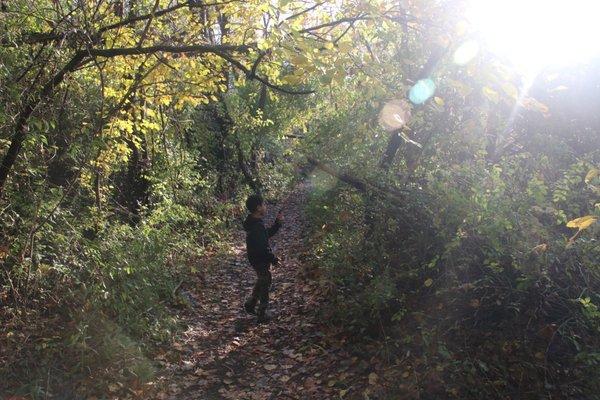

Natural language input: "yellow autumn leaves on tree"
[566,215,598,231]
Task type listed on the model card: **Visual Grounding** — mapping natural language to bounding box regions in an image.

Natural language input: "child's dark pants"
[245,263,271,316]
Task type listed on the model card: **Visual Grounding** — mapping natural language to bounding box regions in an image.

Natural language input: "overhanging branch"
[1,1,242,47]
[299,15,368,33]
[98,0,242,34]
[87,43,251,57]
[306,156,407,200]
[214,51,314,95]
[86,43,311,95]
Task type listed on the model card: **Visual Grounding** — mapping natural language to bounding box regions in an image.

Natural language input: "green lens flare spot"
[409,79,436,105]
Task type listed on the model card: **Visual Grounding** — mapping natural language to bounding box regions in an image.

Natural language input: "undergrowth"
[0,194,240,398]
[304,156,600,399]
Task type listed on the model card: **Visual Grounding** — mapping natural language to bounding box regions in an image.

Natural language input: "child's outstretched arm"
[267,211,283,237]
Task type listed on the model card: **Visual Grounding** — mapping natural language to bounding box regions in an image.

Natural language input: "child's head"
[246,194,266,217]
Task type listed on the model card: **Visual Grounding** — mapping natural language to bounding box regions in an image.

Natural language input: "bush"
[304,151,600,398]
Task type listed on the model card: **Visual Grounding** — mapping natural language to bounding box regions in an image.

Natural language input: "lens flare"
[453,40,480,65]
[409,79,436,105]
[378,99,412,132]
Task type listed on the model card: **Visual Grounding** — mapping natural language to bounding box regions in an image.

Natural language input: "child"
[243,194,283,323]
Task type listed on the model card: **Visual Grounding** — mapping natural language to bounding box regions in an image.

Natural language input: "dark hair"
[245,194,263,213]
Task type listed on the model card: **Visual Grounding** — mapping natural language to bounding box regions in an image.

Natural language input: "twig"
[215,51,314,95]
[98,0,243,34]
[136,0,161,48]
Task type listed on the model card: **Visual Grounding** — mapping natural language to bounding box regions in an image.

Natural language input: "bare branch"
[88,43,251,58]
[249,51,268,78]
[0,51,87,196]
[136,0,161,48]
[0,1,242,46]
[98,0,242,34]
[283,2,325,22]
[89,42,313,95]
[214,51,314,95]
[298,15,368,33]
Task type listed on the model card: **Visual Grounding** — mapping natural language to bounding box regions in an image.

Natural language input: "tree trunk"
[235,136,262,194]
[47,87,77,186]
[379,129,404,170]
[0,51,85,197]
[115,136,150,225]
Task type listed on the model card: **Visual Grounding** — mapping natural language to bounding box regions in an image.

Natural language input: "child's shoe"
[257,311,272,324]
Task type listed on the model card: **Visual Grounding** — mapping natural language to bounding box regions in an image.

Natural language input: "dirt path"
[152,184,382,400]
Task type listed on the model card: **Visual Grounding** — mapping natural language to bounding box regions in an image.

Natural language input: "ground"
[151,184,388,400]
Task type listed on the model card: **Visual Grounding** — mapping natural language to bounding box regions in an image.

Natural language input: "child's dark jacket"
[243,215,281,267]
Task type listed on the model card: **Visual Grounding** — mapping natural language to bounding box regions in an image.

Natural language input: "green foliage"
[2,0,600,398]
[301,48,600,397]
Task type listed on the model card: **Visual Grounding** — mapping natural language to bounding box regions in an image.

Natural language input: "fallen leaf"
[264,364,277,371]
[304,377,317,391]
[368,372,378,385]
[424,278,433,287]
[482,86,500,103]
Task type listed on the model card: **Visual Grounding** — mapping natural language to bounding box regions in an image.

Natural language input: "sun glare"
[467,0,600,73]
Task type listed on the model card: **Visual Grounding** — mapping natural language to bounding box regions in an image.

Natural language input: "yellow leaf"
[424,278,433,287]
[520,97,550,116]
[501,82,519,100]
[482,86,500,103]
[585,168,599,184]
[566,215,598,230]
[531,243,548,254]
[434,96,445,106]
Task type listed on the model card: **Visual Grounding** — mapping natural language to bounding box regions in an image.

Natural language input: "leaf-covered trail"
[153,184,382,400]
